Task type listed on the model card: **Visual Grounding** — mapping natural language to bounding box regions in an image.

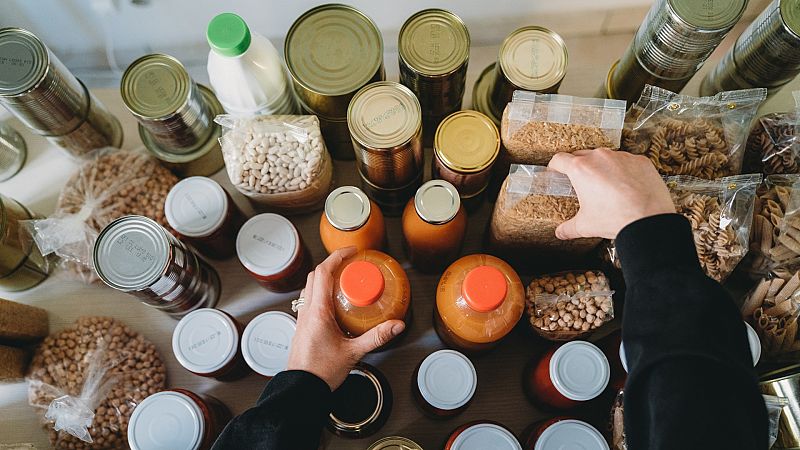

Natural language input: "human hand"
[548,148,675,240]
[286,247,405,390]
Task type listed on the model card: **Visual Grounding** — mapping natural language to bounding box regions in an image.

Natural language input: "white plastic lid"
[128,391,204,450]
[236,213,299,276]
[417,350,477,411]
[450,423,522,450]
[172,308,239,375]
[534,419,609,450]
[550,341,610,401]
[241,311,296,377]
[745,322,761,366]
[165,177,229,238]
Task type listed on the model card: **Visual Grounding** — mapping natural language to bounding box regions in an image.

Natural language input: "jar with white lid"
[413,349,477,418]
[172,308,247,381]
[445,421,523,450]
[521,417,609,450]
[241,311,297,378]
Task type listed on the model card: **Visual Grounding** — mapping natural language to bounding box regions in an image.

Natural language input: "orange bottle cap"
[340,260,385,307]
[462,265,507,312]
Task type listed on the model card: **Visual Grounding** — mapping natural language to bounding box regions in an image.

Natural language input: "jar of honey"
[328,362,392,439]
[236,213,312,293]
[128,389,231,450]
[435,254,524,353]
[521,417,609,450]
[332,249,411,338]
[171,308,247,381]
[241,311,297,378]
[413,349,477,418]
[445,421,522,450]
[165,176,245,260]
[320,186,386,254]
[524,341,610,410]
[402,180,467,273]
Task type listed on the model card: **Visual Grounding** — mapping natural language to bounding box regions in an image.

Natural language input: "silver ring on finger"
[291,297,306,313]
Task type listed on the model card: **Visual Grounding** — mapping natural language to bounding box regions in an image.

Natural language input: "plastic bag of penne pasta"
[742,91,800,175]
[741,266,800,361]
[621,85,766,178]
[745,175,800,276]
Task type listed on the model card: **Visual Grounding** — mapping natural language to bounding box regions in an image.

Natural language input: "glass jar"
[93,215,221,319]
[596,331,626,392]
[241,311,297,378]
[172,308,247,381]
[332,249,411,338]
[236,213,312,293]
[413,349,477,418]
[368,436,423,450]
[445,421,522,450]
[328,362,392,439]
[165,176,245,260]
[435,254,524,353]
[524,341,610,410]
[0,194,51,291]
[521,417,609,450]
[0,123,26,182]
[128,389,231,450]
[402,180,467,273]
[320,186,386,254]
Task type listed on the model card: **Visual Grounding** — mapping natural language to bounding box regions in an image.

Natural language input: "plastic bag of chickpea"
[525,270,614,341]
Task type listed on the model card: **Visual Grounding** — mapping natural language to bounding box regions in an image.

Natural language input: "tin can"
[359,167,423,217]
[760,365,800,448]
[0,123,26,181]
[0,28,123,158]
[521,417,608,450]
[445,421,522,450]
[93,215,221,319]
[299,100,354,160]
[172,308,248,381]
[328,362,392,439]
[0,194,51,291]
[368,436,423,450]
[348,81,423,189]
[472,63,502,127]
[241,311,297,378]
[412,349,477,418]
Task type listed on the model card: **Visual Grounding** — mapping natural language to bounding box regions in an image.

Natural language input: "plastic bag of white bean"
[216,114,334,213]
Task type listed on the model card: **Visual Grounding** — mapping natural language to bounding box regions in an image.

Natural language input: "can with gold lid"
[348,81,424,189]
[472,63,502,127]
[368,436,424,450]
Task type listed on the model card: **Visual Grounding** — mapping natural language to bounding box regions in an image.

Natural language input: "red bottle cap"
[340,260,385,307]
[462,265,507,312]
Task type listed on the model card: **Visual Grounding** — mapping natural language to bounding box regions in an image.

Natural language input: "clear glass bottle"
[0,194,51,291]
[0,123,26,182]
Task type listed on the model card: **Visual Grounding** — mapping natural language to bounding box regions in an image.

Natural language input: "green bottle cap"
[207,13,251,57]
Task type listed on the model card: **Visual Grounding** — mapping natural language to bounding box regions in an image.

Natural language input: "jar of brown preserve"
[445,421,522,450]
[328,362,392,439]
[241,311,297,378]
[521,417,609,450]
[172,308,247,381]
[319,186,386,254]
[413,349,477,418]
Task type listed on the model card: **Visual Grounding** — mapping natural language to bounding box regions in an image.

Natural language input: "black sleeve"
[616,214,768,450]
[211,370,332,450]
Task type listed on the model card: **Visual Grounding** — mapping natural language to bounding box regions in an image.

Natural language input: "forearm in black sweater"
[211,370,332,450]
[617,214,767,450]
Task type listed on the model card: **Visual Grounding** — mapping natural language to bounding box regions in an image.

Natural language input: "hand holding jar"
[286,248,406,390]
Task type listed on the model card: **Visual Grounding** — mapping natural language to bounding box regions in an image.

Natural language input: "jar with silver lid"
[320,186,386,254]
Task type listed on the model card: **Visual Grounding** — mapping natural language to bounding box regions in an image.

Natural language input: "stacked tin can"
[701,0,800,97]
[398,9,470,146]
[120,54,224,177]
[604,0,747,103]
[285,4,385,160]
[472,26,568,127]
[0,28,122,158]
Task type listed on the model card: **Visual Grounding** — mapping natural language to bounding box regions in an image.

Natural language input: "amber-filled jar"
[402,180,467,273]
[320,186,386,254]
[368,436,423,450]
[172,308,247,381]
[165,177,245,260]
[241,311,297,378]
[236,213,311,293]
[597,331,627,392]
[328,362,392,439]
[521,417,609,450]
[332,249,411,338]
[413,349,477,418]
[128,389,231,450]
[524,341,610,410]
[445,421,522,450]
[435,254,524,354]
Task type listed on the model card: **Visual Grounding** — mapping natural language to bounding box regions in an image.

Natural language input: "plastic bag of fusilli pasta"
[742,91,800,175]
[621,85,766,179]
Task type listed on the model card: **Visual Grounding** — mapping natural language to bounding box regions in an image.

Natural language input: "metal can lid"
[534,419,609,450]
[399,8,470,76]
[241,311,296,377]
[471,63,501,126]
[415,179,461,224]
[329,365,386,432]
[451,423,522,450]
[172,308,239,375]
[348,81,421,149]
[417,349,477,411]
[325,185,371,231]
[93,215,170,291]
[285,4,383,96]
[236,213,299,277]
[498,26,568,92]
[367,436,424,450]
[549,341,610,401]
[128,391,204,450]
[782,0,800,37]
[121,53,191,119]
[435,110,499,173]
[0,28,49,97]
[165,176,229,238]
[668,0,747,30]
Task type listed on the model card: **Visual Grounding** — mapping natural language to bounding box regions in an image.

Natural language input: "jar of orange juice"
[435,254,524,353]
[320,186,386,254]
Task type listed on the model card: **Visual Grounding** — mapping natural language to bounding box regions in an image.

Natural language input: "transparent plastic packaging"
[745,175,800,276]
[743,106,799,175]
[764,394,788,449]
[741,266,800,361]
[217,114,333,213]
[501,91,626,165]
[621,85,767,178]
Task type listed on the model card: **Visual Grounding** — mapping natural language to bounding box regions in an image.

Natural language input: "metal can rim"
[497,26,568,92]
[347,81,422,150]
[398,8,470,78]
[470,63,501,127]
[0,28,50,98]
[666,0,747,32]
[434,110,499,173]
[120,53,192,120]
